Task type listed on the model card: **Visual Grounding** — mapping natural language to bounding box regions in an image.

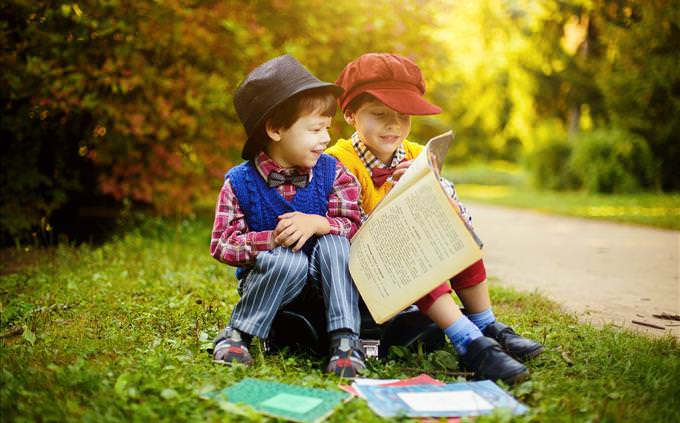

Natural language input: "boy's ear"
[265,119,282,142]
[343,110,355,126]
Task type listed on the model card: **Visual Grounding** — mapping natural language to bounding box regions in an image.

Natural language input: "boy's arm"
[326,162,363,239]
[438,176,474,226]
[273,162,363,250]
[209,179,275,267]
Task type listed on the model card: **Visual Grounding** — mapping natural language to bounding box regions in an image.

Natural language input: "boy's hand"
[274,212,330,251]
[391,160,413,182]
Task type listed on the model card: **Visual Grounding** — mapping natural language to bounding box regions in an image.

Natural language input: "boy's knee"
[254,246,308,277]
[314,235,350,257]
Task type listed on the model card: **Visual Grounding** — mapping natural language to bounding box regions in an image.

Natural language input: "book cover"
[340,374,442,398]
[348,131,483,324]
[202,378,350,423]
[355,380,528,418]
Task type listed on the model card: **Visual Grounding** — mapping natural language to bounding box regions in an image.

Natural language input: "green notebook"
[203,378,350,423]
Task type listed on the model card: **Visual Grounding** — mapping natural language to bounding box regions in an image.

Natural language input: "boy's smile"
[345,100,411,164]
[265,111,332,169]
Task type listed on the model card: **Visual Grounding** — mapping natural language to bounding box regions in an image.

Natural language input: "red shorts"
[414,259,487,312]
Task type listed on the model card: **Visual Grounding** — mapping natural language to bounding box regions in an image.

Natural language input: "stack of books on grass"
[341,374,528,419]
[203,374,527,422]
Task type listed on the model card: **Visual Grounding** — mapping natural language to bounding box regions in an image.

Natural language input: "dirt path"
[468,202,680,338]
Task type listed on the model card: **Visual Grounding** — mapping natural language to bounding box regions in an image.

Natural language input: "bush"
[0,0,448,245]
[526,133,579,191]
[568,127,657,194]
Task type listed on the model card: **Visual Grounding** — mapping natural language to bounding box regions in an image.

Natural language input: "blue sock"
[444,316,483,356]
[467,307,496,332]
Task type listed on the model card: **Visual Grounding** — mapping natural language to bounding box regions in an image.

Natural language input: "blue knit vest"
[226,154,337,279]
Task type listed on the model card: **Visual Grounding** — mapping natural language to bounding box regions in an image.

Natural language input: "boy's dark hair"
[344,92,378,114]
[264,86,337,135]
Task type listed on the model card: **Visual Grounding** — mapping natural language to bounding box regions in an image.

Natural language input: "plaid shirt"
[351,132,473,226]
[210,152,362,267]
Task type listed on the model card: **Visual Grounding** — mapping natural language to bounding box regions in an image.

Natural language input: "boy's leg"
[231,247,310,338]
[309,235,361,334]
[420,292,528,385]
[215,247,308,365]
[308,234,364,377]
[453,261,544,362]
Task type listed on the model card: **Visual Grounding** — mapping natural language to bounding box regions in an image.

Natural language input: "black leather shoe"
[460,336,529,385]
[483,322,544,362]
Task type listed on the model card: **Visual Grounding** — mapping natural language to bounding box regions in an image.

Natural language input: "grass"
[444,162,680,230]
[2,216,680,422]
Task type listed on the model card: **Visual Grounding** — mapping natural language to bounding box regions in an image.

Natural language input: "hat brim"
[363,88,442,115]
[241,82,343,160]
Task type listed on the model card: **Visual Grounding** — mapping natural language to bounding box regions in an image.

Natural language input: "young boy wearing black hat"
[327,53,543,384]
[210,55,366,377]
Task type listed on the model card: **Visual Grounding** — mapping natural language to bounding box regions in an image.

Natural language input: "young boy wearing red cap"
[210,55,366,377]
[326,53,543,384]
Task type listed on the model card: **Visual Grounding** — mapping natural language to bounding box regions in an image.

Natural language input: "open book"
[349,131,483,324]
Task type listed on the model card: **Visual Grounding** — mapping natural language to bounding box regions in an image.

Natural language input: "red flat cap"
[336,53,442,115]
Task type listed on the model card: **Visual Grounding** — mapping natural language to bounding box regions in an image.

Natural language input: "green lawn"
[442,163,680,230]
[455,184,680,230]
[2,217,680,422]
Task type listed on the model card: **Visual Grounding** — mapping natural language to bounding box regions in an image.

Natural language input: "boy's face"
[265,110,332,169]
[345,99,411,164]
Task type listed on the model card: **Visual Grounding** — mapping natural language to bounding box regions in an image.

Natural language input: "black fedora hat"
[234,55,343,160]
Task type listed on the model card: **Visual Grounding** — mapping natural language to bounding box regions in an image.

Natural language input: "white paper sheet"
[397,391,494,412]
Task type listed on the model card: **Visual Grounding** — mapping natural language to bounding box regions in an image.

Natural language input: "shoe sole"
[503,368,530,385]
[515,345,545,362]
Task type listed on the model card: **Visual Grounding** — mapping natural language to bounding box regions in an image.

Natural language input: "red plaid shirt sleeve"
[209,178,275,267]
[327,161,362,239]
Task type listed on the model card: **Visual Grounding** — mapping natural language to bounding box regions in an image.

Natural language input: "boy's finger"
[292,234,309,251]
[392,169,406,181]
[396,160,412,169]
[273,219,291,234]
[275,226,296,244]
[283,231,301,248]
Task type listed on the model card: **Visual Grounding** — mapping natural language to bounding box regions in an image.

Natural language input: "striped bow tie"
[266,170,309,188]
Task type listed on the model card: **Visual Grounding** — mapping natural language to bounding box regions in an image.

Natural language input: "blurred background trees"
[1,0,678,245]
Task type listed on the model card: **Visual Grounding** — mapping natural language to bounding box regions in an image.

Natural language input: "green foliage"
[447,161,528,187]
[0,0,447,243]
[524,121,578,190]
[569,127,658,193]
[1,216,679,421]
[527,140,576,191]
[2,0,679,244]
[431,1,679,190]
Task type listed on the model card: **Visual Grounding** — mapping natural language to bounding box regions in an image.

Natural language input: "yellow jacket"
[326,138,423,214]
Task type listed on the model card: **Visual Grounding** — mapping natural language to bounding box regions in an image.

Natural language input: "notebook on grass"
[355,380,528,418]
[202,378,350,423]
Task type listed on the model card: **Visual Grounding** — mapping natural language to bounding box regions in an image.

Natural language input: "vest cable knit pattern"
[227,154,337,278]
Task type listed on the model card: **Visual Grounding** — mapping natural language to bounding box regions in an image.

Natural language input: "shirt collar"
[351,132,406,169]
[253,151,312,182]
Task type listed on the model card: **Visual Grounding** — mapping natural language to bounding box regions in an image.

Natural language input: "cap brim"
[365,88,442,115]
[241,81,343,160]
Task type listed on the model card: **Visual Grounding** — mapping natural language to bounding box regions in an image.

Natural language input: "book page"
[425,131,453,177]
[374,131,453,213]
[349,171,482,323]
[372,144,430,213]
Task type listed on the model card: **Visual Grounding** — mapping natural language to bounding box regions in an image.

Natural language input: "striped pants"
[230,234,360,339]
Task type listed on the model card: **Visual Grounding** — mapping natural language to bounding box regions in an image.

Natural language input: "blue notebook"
[355,380,528,418]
